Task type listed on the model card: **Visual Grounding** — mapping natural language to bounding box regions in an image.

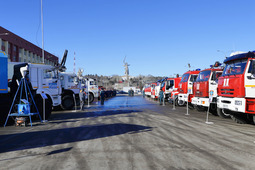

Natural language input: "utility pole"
[41,0,44,64]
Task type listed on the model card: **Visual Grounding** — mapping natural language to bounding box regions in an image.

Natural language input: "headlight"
[235,100,242,105]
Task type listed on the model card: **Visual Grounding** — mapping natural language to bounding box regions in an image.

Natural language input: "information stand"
[172,94,176,110]
[205,94,214,124]
[72,93,77,112]
[185,93,190,115]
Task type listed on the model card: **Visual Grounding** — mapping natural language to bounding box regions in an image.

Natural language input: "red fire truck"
[217,51,255,124]
[191,63,223,115]
[144,84,151,97]
[177,69,200,106]
[151,82,159,99]
[156,76,182,101]
[144,82,157,97]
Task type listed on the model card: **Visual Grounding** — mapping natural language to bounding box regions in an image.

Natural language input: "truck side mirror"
[74,77,79,85]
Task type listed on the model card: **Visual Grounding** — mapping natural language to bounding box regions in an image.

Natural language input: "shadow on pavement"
[51,109,142,121]
[0,123,152,154]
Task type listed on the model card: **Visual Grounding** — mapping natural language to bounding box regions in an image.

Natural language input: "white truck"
[4,62,62,121]
[59,72,80,110]
[83,77,99,103]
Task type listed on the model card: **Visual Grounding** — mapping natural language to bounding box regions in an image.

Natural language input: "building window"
[1,41,5,51]
[13,54,16,61]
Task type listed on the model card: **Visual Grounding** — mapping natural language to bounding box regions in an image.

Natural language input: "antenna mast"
[73,51,76,74]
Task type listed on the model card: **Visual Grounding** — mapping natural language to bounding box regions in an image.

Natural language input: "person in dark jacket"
[100,89,105,105]
[159,88,164,105]
[79,88,85,110]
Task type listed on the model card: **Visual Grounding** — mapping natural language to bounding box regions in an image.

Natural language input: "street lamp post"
[41,0,45,64]
[217,50,234,58]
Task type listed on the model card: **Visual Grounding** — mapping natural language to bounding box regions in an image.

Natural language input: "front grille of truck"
[221,100,231,104]
[195,91,203,97]
[221,89,234,95]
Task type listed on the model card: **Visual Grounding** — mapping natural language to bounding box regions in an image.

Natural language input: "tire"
[84,92,94,104]
[177,99,185,106]
[61,95,74,110]
[230,114,248,124]
[194,105,205,112]
[89,92,94,103]
[217,108,230,118]
[209,104,218,116]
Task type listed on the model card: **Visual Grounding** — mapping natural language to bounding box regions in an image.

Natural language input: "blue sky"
[2,0,255,77]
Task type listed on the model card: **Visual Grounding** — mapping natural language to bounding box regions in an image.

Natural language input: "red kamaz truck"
[177,69,200,106]
[217,51,255,124]
[191,63,223,115]
[156,76,182,101]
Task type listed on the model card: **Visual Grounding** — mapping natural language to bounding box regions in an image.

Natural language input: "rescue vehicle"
[150,82,158,99]
[0,51,62,125]
[144,84,152,97]
[177,69,200,106]
[191,62,223,115]
[59,72,80,110]
[217,51,255,124]
[155,76,182,101]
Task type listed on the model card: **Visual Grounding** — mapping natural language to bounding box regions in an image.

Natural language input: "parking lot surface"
[1,95,255,170]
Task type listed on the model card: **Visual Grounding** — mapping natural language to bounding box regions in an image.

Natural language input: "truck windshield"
[180,74,190,82]
[222,59,247,76]
[68,76,75,83]
[196,70,211,82]
[190,75,198,82]
[166,80,174,89]
[90,81,97,85]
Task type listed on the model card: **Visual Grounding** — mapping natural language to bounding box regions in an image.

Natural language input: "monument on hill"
[123,56,130,87]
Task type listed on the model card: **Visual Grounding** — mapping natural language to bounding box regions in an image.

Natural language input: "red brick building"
[0,26,58,65]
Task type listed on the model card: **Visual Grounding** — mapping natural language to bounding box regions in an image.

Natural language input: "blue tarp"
[0,51,8,93]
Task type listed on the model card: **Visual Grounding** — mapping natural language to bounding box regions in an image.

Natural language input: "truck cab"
[177,69,200,106]
[160,76,181,100]
[191,65,223,115]
[83,78,99,103]
[8,62,62,120]
[59,72,80,110]
[217,51,255,123]
[150,82,158,99]
[144,84,152,97]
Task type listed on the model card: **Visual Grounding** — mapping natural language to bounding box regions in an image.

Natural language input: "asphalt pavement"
[0,95,255,170]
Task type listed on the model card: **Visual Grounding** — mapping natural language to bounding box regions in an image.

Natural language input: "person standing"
[143,90,145,98]
[100,88,105,105]
[159,88,164,105]
[79,88,85,110]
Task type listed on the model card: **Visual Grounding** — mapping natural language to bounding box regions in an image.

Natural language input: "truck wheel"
[194,105,205,112]
[217,108,230,118]
[89,92,94,103]
[209,104,218,116]
[61,95,74,110]
[230,113,248,124]
[177,100,185,106]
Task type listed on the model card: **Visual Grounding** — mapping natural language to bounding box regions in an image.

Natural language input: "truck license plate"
[223,104,228,108]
